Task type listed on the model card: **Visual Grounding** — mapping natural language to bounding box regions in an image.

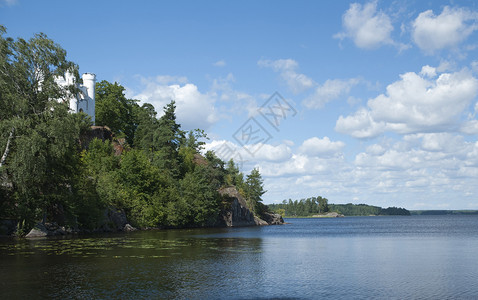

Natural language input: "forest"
[0,27,268,235]
[269,198,410,217]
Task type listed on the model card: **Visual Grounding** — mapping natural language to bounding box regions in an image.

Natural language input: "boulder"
[254,216,268,226]
[25,222,67,238]
[325,212,344,218]
[218,187,256,227]
[260,211,285,225]
[123,224,137,232]
[25,224,48,238]
[218,187,285,226]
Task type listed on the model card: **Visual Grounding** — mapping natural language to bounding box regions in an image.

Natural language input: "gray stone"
[123,224,137,232]
[25,223,48,238]
[260,212,285,225]
[218,187,256,227]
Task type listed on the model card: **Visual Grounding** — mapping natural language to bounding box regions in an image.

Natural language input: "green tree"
[317,196,329,213]
[0,27,89,233]
[244,168,266,215]
[133,103,159,151]
[178,129,209,176]
[154,101,184,178]
[225,159,244,188]
[95,80,138,145]
[177,166,221,227]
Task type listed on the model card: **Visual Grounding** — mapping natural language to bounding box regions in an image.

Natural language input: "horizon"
[1,0,478,210]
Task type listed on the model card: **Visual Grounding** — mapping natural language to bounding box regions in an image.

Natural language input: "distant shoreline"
[410,210,478,215]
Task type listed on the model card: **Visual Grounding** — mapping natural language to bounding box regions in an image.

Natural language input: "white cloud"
[412,6,478,53]
[335,108,385,138]
[259,58,361,109]
[461,120,478,134]
[251,143,292,162]
[0,0,17,6]
[334,1,394,49]
[298,136,345,157]
[213,60,226,67]
[336,68,478,138]
[210,73,259,118]
[419,65,437,78]
[303,78,361,109]
[133,76,218,131]
[258,59,315,94]
[419,133,465,153]
[206,133,478,209]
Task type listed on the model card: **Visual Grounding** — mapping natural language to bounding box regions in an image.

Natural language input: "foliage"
[244,168,266,215]
[268,196,329,217]
[0,28,272,234]
[95,80,138,145]
[269,198,410,217]
[0,28,89,233]
[328,203,381,216]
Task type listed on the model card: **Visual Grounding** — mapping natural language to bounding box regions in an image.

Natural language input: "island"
[269,198,410,217]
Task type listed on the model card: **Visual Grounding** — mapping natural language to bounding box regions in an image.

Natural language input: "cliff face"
[218,186,284,227]
[218,187,256,227]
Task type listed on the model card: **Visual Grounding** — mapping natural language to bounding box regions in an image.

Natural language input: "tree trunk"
[0,127,14,168]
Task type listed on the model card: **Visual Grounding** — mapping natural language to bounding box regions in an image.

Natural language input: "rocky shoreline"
[1,186,284,238]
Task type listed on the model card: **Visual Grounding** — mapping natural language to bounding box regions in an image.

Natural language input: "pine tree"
[245,168,266,214]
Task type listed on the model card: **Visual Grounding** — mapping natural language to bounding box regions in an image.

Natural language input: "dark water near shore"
[1,215,478,299]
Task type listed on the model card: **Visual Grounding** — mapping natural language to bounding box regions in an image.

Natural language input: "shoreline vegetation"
[269,200,411,217]
[0,28,282,238]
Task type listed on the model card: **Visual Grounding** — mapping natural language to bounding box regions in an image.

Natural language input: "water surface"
[1,215,477,299]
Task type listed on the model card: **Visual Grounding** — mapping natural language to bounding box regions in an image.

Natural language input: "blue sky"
[2,0,478,209]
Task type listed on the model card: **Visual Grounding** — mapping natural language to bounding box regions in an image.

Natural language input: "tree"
[317,196,329,213]
[178,129,209,176]
[0,27,89,232]
[133,103,159,150]
[95,80,138,145]
[177,166,221,227]
[225,159,244,188]
[153,101,184,178]
[244,168,266,215]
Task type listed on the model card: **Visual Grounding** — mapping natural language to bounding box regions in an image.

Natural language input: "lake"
[1,215,478,299]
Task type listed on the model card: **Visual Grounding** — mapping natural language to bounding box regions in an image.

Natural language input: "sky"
[2,0,478,210]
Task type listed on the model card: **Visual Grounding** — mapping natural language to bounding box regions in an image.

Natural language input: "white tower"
[78,73,96,124]
[55,72,97,124]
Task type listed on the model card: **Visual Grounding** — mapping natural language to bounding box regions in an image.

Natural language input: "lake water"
[1,215,478,299]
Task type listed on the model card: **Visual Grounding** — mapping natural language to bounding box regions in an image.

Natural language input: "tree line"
[0,27,267,235]
[269,198,410,217]
[329,204,410,216]
[268,197,329,217]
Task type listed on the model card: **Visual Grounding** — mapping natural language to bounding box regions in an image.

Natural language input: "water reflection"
[0,229,265,299]
[1,216,478,299]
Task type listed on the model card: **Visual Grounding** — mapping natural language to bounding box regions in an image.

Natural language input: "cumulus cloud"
[251,143,292,162]
[303,78,361,109]
[336,67,478,138]
[335,108,385,139]
[133,76,218,131]
[259,58,361,109]
[206,133,478,209]
[412,6,478,53]
[298,137,345,157]
[258,59,315,94]
[213,60,226,67]
[461,120,478,134]
[334,1,394,49]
